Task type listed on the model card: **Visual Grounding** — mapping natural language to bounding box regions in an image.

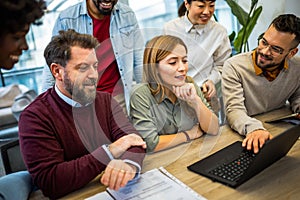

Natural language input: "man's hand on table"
[242,129,273,153]
[101,160,136,191]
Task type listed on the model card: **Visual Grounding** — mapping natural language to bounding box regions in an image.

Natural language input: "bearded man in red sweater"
[18,29,146,199]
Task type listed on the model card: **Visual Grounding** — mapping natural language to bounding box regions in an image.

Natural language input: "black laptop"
[187,125,300,188]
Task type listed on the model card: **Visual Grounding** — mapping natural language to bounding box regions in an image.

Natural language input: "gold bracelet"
[182,131,191,143]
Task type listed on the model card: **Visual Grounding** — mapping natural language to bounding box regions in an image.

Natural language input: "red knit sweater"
[19,88,145,199]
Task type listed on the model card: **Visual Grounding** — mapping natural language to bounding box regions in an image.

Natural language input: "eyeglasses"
[258,38,284,56]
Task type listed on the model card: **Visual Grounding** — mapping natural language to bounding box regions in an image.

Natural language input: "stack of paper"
[86,167,206,200]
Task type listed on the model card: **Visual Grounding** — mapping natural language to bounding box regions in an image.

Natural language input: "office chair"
[0,139,26,175]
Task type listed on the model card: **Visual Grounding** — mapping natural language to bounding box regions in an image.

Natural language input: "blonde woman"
[130,35,219,153]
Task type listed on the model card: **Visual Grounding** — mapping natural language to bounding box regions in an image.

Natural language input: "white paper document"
[85,191,114,200]
[86,167,206,200]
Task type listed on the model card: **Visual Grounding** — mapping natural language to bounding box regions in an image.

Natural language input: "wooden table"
[30,107,300,200]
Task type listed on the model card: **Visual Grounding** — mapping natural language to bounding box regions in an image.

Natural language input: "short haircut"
[0,0,45,38]
[44,29,99,68]
[178,0,216,17]
[143,35,187,102]
[270,14,300,48]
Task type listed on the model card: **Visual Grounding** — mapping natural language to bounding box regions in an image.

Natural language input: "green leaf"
[251,0,259,7]
[225,0,248,26]
[233,6,262,53]
[228,31,236,43]
[233,27,245,53]
[242,7,262,44]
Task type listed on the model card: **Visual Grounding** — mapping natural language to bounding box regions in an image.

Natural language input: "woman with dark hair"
[130,35,219,153]
[164,0,231,114]
[0,1,45,199]
[0,0,45,70]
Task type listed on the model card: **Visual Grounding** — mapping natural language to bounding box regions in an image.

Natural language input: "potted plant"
[226,0,262,54]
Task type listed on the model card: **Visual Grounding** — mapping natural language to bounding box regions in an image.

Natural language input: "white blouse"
[163,14,232,86]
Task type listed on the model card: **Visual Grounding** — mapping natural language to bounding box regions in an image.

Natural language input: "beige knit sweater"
[222,52,300,135]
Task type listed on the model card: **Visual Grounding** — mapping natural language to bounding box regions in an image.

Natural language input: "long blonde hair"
[143,35,188,102]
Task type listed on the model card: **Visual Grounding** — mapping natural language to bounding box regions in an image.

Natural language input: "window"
[129,0,236,42]
[129,0,178,42]
[1,0,236,93]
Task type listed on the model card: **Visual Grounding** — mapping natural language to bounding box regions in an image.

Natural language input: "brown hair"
[270,14,300,48]
[143,35,187,102]
[44,29,99,68]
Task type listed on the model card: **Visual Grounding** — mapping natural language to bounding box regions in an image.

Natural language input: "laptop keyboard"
[208,150,256,182]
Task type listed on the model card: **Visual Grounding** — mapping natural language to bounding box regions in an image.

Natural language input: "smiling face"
[157,44,188,88]
[186,0,215,25]
[256,25,298,70]
[91,0,118,15]
[57,46,99,105]
[0,25,29,70]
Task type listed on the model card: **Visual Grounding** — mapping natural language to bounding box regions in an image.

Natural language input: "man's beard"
[64,72,97,105]
[92,0,115,16]
[256,51,286,70]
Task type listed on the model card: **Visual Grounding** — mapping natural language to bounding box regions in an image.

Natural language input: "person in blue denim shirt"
[41,0,144,113]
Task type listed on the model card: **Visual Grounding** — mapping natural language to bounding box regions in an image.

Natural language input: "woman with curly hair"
[0,1,45,199]
[0,0,45,70]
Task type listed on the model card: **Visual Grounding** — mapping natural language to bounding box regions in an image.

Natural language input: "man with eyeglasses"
[222,14,300,154]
